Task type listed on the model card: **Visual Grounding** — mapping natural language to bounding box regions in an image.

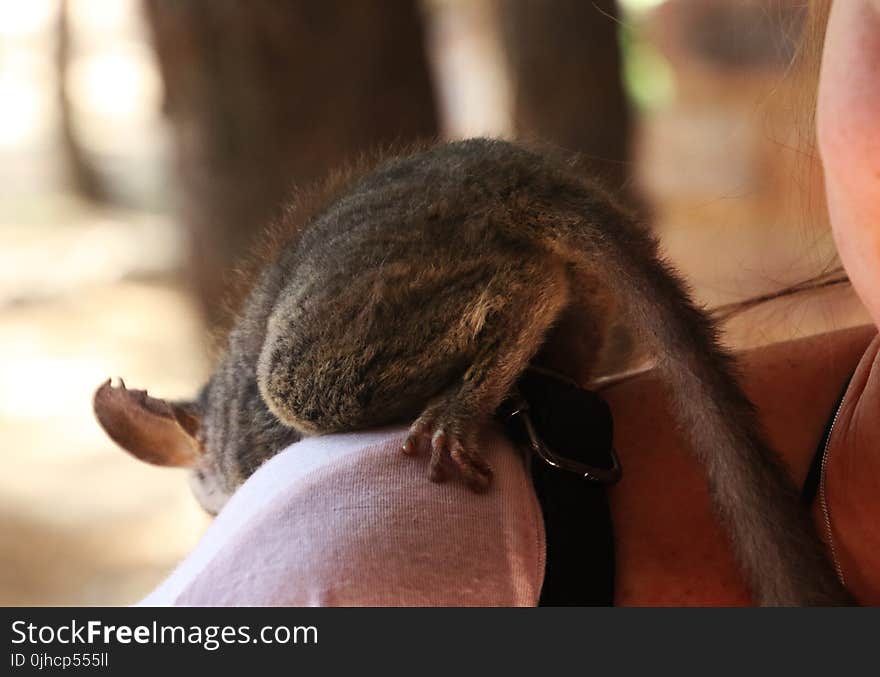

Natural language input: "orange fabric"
[819,333,880,604]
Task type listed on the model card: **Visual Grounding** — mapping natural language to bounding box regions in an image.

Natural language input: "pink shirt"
[140,425,545,606]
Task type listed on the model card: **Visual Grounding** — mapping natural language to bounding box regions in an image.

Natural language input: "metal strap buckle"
[505,394,622,486]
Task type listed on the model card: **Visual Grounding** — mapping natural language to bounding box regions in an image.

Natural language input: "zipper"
[818,385,850,586]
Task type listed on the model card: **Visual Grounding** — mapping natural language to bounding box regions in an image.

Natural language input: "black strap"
[531,451,615,606]
[503,369,616,606]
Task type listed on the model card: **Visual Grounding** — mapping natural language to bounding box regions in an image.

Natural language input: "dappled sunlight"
[0,71,52,148]
[0,0,55,38]
[66,45,162,122]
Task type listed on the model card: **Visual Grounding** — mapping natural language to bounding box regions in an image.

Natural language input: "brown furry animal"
[94,138,850,605]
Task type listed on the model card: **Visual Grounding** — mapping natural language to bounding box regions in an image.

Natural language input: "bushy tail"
[548,202,852,606]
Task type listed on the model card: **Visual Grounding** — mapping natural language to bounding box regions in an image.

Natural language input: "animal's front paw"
[401,404,493,492]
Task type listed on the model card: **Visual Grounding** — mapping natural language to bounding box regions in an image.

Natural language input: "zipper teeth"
[819,387,849,587]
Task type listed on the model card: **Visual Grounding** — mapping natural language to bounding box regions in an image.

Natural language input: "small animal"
[94,138,850,605]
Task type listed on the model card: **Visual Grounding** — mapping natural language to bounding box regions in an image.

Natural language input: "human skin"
[817,0,880,328]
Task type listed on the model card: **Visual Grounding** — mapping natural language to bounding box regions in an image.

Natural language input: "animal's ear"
[93,379,202,467]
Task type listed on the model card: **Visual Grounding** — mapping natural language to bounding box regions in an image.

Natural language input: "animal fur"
[94,138,851,605]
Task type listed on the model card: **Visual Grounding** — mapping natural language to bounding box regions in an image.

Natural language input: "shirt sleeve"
[138,425,546,607]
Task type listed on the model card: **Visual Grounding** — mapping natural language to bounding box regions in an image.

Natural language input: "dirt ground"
[0,199,211,605]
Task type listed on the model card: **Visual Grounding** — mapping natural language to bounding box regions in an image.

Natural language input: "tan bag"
[817,334,880,605]
[606,332,879,606]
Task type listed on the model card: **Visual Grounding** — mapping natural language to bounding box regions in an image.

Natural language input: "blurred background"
[0,0,869,605]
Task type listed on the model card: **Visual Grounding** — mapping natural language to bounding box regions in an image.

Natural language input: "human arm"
[139,426,545,607]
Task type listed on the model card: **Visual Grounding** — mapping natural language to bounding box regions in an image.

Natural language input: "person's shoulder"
[143,425,546,606]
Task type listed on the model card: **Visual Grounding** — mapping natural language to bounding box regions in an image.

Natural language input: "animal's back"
[258,139,572,433]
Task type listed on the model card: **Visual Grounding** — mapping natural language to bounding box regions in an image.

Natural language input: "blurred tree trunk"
[143,0,438,327]
[499,0,633,193]
[58,0,109,204]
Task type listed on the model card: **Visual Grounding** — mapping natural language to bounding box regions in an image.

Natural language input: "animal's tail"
[543,190,851,606]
